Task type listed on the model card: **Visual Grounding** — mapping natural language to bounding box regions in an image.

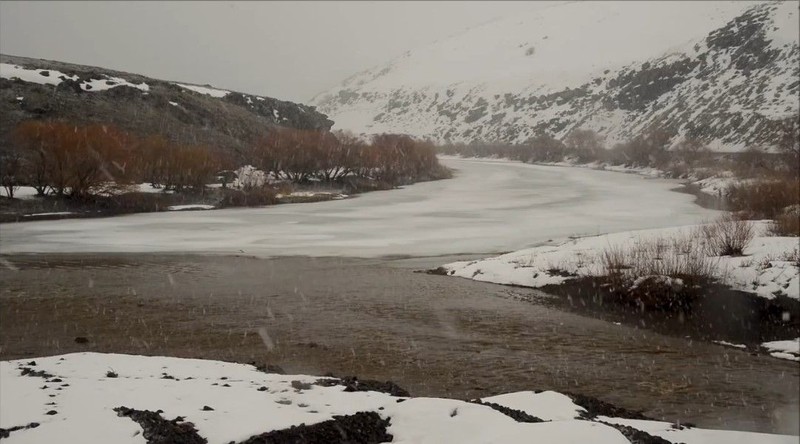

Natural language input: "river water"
[1,254,797,434]
[0,159,796,434]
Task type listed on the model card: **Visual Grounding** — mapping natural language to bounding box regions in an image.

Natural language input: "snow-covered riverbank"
[442,221,798,301]
[1,353,796,444]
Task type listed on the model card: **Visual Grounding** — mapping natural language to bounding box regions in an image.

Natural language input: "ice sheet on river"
[0,158,719,258]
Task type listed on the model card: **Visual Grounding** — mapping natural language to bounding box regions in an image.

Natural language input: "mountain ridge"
[313,1,799,151]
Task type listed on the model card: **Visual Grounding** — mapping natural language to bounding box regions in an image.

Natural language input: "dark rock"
[236,411,391,444]
[564,392,652,420]
[45,410,57,415]
[55,79,84,94]
[291,381,312,391]
[598,421,673,444]
[114,406,207,444]
[253,363,286,375]
[0,422,40,439]
[314,376,410,397]
[20,367,54,378]
[425,267,450,275]
[201,406,214,411]
[469,400,545,423]
[74,337,89,344]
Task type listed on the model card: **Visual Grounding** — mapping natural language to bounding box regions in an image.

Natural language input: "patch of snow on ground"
[1,353,795,444]
[0,63,148,92]
[175,83,230,98]
[2,186,40,199]
[22,212,75,217]
[135,183,172,194]
[0,63,77,85]
[712,340,747,350]
[762,339,800,362]
[167,204,215,211]
[481,391,585,421]
[80,76,149,92]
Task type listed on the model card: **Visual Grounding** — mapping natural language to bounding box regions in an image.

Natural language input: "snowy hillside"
[313,1,799,150]
[1,353,796,443]
[0,54,333,155]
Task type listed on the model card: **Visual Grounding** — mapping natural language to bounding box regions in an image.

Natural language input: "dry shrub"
[699,215,755,256]
[273,182,294,196]
[600,245,630,280]
[218,186,277,207]
[780,248,800,268]
[769,206,800,237]
[599,233,718,309]
[601,234,716,281]
[726,177,800,219]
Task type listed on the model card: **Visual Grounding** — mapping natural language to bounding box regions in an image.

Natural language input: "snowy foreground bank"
[1,353,795,444]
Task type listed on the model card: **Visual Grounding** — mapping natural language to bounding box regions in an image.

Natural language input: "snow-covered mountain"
[312,1,799,150]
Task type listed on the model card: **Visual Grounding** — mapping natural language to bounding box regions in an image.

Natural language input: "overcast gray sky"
[0,1,545,103]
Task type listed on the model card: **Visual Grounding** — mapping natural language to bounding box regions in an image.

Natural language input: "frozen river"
[0,158,718,257]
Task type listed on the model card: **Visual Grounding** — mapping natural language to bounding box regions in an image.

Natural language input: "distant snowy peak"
[313,1,799,150]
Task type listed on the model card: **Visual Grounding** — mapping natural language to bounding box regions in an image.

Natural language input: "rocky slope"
[313,1,799,150]
[0,54,333,155]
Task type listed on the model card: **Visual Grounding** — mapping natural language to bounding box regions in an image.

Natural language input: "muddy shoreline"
[539,278,799,348]
[2,253,798,435]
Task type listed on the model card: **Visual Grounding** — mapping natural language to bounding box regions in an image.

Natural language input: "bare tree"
[564,129,604,163]
[0,151,24,199]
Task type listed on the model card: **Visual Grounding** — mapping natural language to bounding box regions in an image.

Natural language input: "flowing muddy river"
[0,159,796,435]
[1,254,798,435]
